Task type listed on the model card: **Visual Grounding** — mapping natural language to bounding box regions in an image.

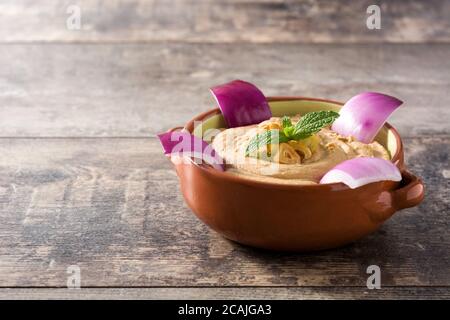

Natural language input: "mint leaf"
[281,116,292,129]
[281,116,295,138]
[245,130,289,156]
[293,111,339,140]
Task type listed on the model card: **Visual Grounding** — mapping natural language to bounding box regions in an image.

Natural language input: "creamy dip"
[211,115,390,184]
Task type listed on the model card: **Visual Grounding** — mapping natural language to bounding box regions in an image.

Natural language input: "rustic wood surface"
[0,45,449,299]
[1,0,449,43]
[1,287,449,300]
[0,1,449,300]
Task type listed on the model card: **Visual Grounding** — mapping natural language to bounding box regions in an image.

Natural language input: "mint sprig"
[245,111,339,157]
[245,129,289,156]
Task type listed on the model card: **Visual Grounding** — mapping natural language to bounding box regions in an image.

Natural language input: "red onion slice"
[331,92,403,143]
[210,80,272,128]
[320,157,402,189]
[158,131,225,171]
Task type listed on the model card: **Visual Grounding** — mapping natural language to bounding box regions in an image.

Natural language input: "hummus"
[211,115,390,184]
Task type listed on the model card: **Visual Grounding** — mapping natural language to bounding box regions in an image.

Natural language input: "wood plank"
[0,0,449,43]
[0,287,449,300]
[0,136,448,287]
[0,43,449,137]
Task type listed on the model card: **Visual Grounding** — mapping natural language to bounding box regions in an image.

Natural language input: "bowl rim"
[182,96,404,191]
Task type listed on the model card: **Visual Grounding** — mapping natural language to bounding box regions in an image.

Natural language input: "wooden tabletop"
[0,0,449,299]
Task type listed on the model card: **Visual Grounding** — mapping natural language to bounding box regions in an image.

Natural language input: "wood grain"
[0,43,449,137]
[1,0,449,43]
[0,136,448,288]
[1,287,449,300]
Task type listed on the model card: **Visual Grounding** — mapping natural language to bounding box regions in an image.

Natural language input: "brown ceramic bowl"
[168,97,424,251]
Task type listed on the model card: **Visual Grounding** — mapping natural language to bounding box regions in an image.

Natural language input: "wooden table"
[0,1,449,299]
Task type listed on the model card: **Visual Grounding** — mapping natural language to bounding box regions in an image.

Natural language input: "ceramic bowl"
[168,97,424,251]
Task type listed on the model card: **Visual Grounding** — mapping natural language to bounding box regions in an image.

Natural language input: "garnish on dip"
[332,92,403,143]
[245,110,339,164]
[320,157,402,188]
[210,80,272,128]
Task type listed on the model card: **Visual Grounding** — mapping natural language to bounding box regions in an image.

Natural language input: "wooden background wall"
[1,0,449,43]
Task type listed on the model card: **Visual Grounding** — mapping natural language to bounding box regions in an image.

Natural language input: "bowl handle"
[392,169,425,210]
[363,169,424,223]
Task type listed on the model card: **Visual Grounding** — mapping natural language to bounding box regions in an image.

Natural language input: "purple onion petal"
[210,80,272,128]
[320,157,402,189]
[157,131,225,171]
[332,92,403,143]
